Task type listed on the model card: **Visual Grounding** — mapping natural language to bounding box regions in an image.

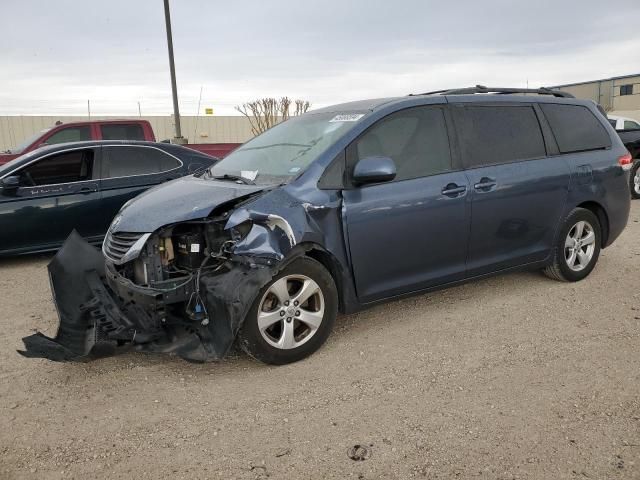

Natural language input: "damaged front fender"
[226,209,296,263]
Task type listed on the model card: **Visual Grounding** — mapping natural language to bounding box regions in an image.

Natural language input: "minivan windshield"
[206,112,365,185]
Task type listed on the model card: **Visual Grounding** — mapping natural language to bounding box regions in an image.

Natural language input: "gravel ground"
[1,203,639,480]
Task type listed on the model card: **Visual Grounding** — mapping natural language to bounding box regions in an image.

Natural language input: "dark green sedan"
[0,140,216,255]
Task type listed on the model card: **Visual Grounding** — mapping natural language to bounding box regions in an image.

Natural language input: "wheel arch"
[631,160,640,199]
[575,200,609,248]
[298,243,355,314]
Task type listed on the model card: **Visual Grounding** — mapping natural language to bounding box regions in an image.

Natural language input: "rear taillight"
[618,153,633,171]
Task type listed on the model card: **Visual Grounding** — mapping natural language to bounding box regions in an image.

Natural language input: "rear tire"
[237,257,338,365]
[543,208,601,282]
[630,161,640,200]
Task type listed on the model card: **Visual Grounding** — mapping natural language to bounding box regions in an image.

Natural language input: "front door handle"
[441,183,467,198]
[75,186,97,194]
[474,177,497,192]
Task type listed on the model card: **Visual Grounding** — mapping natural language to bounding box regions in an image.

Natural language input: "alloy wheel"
[257,274,325,350]
[634,169,640,195]
[564,220,596,272]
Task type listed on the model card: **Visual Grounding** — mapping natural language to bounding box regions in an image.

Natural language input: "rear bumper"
[603,171,631,248]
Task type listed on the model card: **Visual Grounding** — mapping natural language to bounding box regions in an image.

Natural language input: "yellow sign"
[205,108,214,115]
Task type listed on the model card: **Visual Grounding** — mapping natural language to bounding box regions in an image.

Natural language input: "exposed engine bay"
[109,215,252,326]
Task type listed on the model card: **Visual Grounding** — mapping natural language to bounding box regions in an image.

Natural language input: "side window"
[100,124,145,140]
[17,150,94,186]
[44,126,91,145]
[608,119,618,128]
[620,84,633,96]
[102,146,181,178]
[455,105,546,168]
[540,104,611,153]
[354,107,452,181]
[624,120,640,130]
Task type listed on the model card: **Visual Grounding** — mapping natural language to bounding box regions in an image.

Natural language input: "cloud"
[1,0,638,115]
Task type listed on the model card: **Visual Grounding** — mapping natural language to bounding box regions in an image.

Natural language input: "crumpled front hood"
[112,176,269,233]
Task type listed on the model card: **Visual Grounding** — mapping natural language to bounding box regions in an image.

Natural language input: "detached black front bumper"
[19,232,164,361]
[19,232,276,363]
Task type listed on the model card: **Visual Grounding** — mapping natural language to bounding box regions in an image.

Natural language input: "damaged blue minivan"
[21,86,632,364]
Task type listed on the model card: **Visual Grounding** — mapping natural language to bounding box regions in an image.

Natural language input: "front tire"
[543,208,601,282]
[237,257,338,365]
[630,161,640,200]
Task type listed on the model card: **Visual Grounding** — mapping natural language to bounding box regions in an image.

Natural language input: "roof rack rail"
[410,85,575,98]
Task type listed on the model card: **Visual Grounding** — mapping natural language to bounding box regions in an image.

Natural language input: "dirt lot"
[1,204,639,480]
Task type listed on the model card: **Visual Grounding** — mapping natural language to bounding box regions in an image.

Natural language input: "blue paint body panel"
[21,95,629,314]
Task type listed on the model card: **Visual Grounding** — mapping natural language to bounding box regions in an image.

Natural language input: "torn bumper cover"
[19,185,354,363]
[19,232,276,362]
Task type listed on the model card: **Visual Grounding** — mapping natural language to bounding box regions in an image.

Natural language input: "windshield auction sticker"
[329,114,365,122]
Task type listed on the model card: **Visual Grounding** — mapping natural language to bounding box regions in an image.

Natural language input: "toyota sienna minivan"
[21,86,632,365]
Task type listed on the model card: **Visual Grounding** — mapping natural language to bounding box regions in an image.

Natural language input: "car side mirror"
[188,163,206,174]
[0,175,20,195]
[352,156,396,185]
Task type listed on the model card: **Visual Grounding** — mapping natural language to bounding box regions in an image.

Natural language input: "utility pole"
[163,0,186,143]
[87,99,91,119]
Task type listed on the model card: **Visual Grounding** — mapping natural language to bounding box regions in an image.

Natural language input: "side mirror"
[352,156,396,185]
[0,175,20,195]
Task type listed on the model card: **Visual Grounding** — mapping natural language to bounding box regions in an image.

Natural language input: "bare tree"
[294,99,311,117]
[235,97,311,136]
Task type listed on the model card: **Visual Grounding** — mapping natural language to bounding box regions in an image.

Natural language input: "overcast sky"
[1,0,639,116]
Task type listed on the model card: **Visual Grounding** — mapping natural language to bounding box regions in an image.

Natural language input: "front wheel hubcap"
[633,170,640,195]
[564,220,596,272]
[257,274,325,349]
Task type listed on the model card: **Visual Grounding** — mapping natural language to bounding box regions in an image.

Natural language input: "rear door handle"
[474,177,497,192]
[441,183,467,198]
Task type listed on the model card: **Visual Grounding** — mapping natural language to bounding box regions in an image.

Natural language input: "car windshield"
[6,128,51,154]
[206,112,366,185]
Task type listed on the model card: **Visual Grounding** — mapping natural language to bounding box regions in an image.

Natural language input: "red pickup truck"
[0,119,240,165]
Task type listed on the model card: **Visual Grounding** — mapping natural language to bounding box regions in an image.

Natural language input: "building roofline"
[550,73,640,88]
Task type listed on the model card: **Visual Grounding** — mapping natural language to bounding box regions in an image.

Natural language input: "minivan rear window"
[540,104,611,153]
[455,105,546,168]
